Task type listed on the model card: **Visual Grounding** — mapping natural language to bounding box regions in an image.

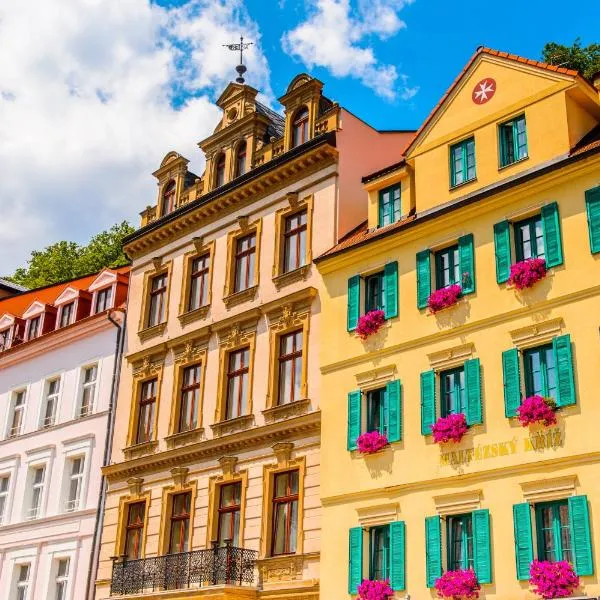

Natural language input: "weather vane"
[223,36,253,84]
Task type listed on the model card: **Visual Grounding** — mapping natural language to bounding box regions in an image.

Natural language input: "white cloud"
[281,0,418,100]
[0,0,270,275]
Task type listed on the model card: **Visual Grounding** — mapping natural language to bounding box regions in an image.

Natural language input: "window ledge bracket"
[177,305,210,326]
[210,414,255,438]
[137,322,167,343]
[272,265,311,290]
[262,398,311,424]
[123,440,158,460]
[223,286,259,310]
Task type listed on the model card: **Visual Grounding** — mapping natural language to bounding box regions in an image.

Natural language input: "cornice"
[103,410,321,482]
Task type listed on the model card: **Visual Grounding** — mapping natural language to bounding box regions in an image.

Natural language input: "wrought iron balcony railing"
[110,543,258,596]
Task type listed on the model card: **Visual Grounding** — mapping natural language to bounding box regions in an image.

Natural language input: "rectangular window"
[178,365,201,432]
[370,525,391,580]
[447,513,475,571]
[136,379,157,444]
[217,482,242,545]
[225,348,249,420]
[440,367,466,417]
[42,379,60,428]
[0,475,10,524]
[188,255,210,311]
[27,316,41,341]
[0,328,10,351]
[278,330,303,406]
[27,466,45,520]
[378,185,401,227]
[535,500,572,562]
[147,273,167,327]
[8,390,26,438]
[366,388,388,436]
[435,244,460,289]
[168,492,191,554]
[364,272,385,313]
[54,558,70,600]
[514,214,545,262]
[124,501,146,559]
[283,211,308,273]
[523,344,557,400]
[271,470,299,556]
[450,138,476,187]
[234,234,256,293]
[499,114,527,167]
[79,365,97,417]
[65,457,84,512]
[58,302,75,328]
[15,564,30,600]
[94,287,113,314]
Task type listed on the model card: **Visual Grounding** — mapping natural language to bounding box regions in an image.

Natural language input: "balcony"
[110,544,258,596]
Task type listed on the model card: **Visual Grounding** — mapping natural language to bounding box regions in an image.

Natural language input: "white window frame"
[61,437,92,515]
[26,465,46,521]
[39,375,62,429]
[64,456,84,513]
[75,362,99,418]
[0,473,11,525]
[24,446,54,521]
[14,563,31,600]
[53,557,70,600]
[6,387,27,439]
[92,285,114,314]
[0,456,19,526]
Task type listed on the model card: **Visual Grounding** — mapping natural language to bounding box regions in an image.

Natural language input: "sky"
[0,0,598,275]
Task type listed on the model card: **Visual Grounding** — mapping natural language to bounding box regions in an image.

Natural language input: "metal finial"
[223,36,253,84]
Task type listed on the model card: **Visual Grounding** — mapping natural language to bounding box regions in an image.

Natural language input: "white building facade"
[0,269,128,600]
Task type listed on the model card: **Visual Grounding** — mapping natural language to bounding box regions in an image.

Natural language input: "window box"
[516,395,557,428]
[356,310,386,340]
[427,284,462,313]
[508,258,547,290]
[529,560,579,599]
[357,579,393,600]
[431,413,468,444]
[434,569,480,599]
[356,431,389,455]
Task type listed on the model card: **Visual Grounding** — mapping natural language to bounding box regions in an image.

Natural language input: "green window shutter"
[568,495,594,576]
[541,202,563,267]
[465,358,483,425]
[502,349,521,417]
[347,390,362,451]
[386,379,402,443]
[473,509,492,584]
[384,261,399,319]
[425,515,442,587]
[416,250,431,309]
[458,233,476,294]
[420,370,436,436]
[513,503,534,581]
[389,521,406,591]
[493,220,512,283]
[553,334,576,407]
[348,527,364,594]
[347,275,360,332]
[585,186,600,254]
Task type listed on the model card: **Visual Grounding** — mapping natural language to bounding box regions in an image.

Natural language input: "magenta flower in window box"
[434,568,480,599]
[529,560,579,599]
[508,258,547,290]
[431,413,468,444]
[356,310,386,340]
[428,284,462,313]
[357,578,393,600]
[517,395,557,427]
[356,431,389,454]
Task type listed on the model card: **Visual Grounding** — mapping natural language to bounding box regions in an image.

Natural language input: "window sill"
[165,427,205,449]
[138,322,167,342]
[351,443,392,458]
[272,265,311,290]
[123,440,158,460]
[210,414,254,437]
[177,305,210,326]
[498,155,529,172]
[449,177,477,191]
[263,398,311,424]
[223,285,258,309]
[426,297,467,317]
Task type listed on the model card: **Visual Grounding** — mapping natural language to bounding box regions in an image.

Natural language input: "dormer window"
[94,287,113,314]
[0,328,10,351]
[27,316,41,341]
[292,107,309,148]
[58,302,75,328]
[215,153,226,188]
[235,141,247,178]
[161,180,176,216]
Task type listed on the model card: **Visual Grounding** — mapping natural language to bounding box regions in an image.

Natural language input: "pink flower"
[508,258,547,290]
[434,569,480,599]
[356,310,386,340]
[517,395,557,427]
[529,560,579,599]
[357,579,393,600]
[428,285,462,313]
[357,431,389,454]
[432,413,468,444]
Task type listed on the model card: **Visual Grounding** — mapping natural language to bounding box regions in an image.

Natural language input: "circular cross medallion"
[472,78,496,105]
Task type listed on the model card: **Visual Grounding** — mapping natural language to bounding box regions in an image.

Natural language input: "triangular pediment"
[88,269,117,292]
[54,286,80,306]
[0,314,16,329]
[22,300,46,319]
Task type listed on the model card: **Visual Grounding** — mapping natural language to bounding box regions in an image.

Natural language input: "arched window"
[161,180,176,216]
[292,107,309,148]
[215,154,226,188]
[235,141,247,178]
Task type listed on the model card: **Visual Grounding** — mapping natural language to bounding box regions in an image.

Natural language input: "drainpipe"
[85,307,126,600]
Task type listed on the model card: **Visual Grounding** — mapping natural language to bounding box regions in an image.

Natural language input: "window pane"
[272,503,288,554]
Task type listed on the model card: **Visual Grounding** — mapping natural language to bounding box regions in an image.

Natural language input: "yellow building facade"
[316,48,600,599]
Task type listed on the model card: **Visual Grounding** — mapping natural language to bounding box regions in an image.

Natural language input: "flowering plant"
[428,285,462,313]
[356,310,386,340]
[357,579,393,600]
[508,258,547,290]
[529,560,579,599]
[434,569,480,599]
[517,395,557,427]
[432,413,468,444]
[357,431,389,454]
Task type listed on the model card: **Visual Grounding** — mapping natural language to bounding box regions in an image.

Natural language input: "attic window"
[161,180,176,216]
[0,328,10,351]
[27,316,41,341]
[292,107,309,148]
[215,154,226,188]
[235,141,247,178]
[94,287,113,314]
[58,302,75,328]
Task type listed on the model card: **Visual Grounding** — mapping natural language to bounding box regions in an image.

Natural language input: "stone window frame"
[114,479,152,559]
[137,258,173,341]
[178,239,216,325]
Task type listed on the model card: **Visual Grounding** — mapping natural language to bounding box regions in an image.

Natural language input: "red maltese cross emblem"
[472,78,496,105]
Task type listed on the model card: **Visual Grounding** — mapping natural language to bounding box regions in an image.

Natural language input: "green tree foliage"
[7,221,134,289]
[542,39,600,80]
